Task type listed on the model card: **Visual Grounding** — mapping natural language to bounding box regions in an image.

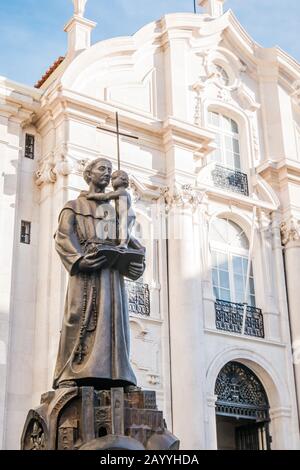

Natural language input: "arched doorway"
[215,361,272,450]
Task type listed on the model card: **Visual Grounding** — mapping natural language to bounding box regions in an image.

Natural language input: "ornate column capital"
[35,155,57,187]
[54,154,75,177]
[161,183,206,212]
[206,395,218,408]
[280,218,300,246]
[35,152,90,187]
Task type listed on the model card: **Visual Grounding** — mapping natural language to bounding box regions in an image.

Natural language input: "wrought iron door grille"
[215,362,271,450]
[216,401,269,421]
[211,165,249,196]
[125,280,150,316]
[215,299,264,338]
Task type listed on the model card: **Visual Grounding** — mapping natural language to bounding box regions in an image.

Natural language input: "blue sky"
[0,0,299,86]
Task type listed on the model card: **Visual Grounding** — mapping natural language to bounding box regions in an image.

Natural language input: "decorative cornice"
[129,176,161,203]
[280,218,300,246]
[37,87,213,161]
[162,116,215,155]
[64,15,97,32]
[257,158,300,180]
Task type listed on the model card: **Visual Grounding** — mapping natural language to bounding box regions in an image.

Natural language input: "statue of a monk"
[52,157,145,390]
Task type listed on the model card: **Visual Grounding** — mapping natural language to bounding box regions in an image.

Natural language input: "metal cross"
[97,112,139,170]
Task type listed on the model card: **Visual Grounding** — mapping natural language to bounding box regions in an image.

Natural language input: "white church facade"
[1,0,300,449]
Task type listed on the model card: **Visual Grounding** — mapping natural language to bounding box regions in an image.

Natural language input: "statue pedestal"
[21,387,179,450]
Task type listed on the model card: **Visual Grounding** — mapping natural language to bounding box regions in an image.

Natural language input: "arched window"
[208,111,241,170]
[210,218,256,307]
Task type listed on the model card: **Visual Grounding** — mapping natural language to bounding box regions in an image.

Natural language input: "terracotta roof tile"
[34,56,65,89]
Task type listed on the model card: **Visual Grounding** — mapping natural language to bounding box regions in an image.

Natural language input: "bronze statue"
[21,155,179,451]
[52,157,145,390]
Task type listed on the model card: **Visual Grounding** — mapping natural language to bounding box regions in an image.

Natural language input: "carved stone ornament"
[194,53,239,89]
[77,158,90,175]
[280,218,300,246]
[35,154,92,186]
[54,154,75,177]
[161,184,203,212]
[35,156,57,186]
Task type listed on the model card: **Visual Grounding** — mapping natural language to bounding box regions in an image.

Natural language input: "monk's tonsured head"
[84,158,112,188]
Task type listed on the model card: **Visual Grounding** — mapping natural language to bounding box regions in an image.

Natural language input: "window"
[210,218,256,307]
[20,221,31,244]
[25,134,35,159]
[208,111,241,170]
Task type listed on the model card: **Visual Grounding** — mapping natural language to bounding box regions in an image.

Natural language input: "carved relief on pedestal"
[58,419,79,450]
[280,218,300,246]
[29,420,46,450]
[21,411,48,450]
[22,386,179,450]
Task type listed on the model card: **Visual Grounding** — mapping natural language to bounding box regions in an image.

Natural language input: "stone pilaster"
[163,184,206,449]
[280,217,300,423]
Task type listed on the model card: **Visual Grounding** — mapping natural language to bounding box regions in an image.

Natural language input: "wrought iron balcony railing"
[211,165,249,196]
[215,299,264,338]
[125,280,150,316]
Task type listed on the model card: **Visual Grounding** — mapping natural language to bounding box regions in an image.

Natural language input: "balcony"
[215,299,264,338]
[211,165,249,196]
[125,280,150,316]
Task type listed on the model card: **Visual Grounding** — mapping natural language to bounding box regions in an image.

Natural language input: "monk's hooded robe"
[53,192,143,389]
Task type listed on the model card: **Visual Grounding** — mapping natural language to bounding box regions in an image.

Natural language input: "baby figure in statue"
[87,170,143,251]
